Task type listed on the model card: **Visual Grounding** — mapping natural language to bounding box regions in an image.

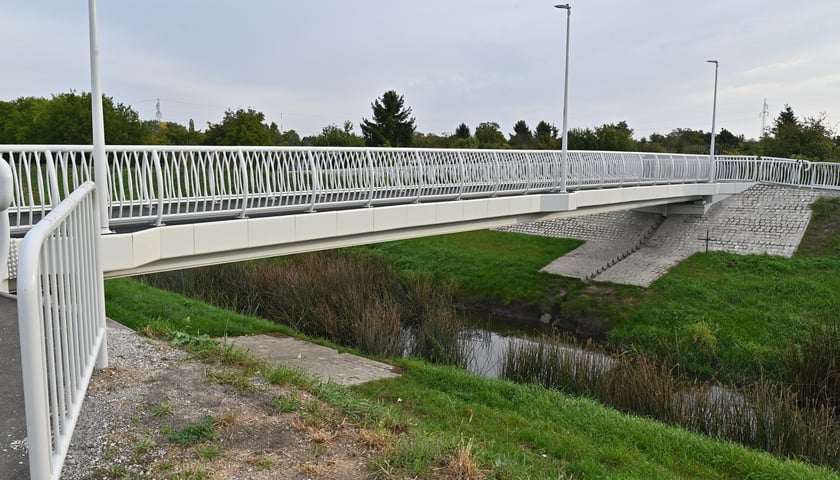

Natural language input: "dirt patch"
[66,333,387,479]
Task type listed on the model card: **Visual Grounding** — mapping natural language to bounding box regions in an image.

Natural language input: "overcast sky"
[2,1,839,141]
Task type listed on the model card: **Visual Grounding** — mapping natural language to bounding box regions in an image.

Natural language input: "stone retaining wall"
[498,185,840,287]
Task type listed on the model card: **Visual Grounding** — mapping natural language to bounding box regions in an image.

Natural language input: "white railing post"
[306,150,319,213]
[365,149,375,207]
[0,159,12,293]
[456,151,465,200]
[152,150,165,226]
[45,151,61,208]
[237,150,249,219]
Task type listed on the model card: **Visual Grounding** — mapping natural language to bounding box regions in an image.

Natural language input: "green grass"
[104,277,288,337]
[610,252,840,380]
[797,197,840,256]
[355,359,838,479]
[358,225,840,382]
[104,276,839,478]
[166,416,217,446]
[354,230,583,305]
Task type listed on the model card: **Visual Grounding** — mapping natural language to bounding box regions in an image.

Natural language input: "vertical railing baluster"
[306,150,319,213]
[152,151,165,226]
[238,150,249,219]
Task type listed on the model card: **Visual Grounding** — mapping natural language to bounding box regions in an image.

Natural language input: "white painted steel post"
[707,60,718,183]
[152,151,164,226]
[0,160,12,293]
[91,186,109,369]
[89,0,110,233]
[44,151,60,208]
[555,4,571,193]
[237,150,249,219]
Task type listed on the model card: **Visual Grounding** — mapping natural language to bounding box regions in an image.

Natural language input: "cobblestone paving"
[498,185,840,287]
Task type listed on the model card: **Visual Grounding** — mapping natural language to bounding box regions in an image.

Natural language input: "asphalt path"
[0,294,28,479]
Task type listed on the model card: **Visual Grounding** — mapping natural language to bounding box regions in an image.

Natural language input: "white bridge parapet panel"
[100,182,753,278]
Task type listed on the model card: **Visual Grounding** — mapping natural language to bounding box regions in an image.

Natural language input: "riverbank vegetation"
[104,194,840,475]
[104,279,838,479]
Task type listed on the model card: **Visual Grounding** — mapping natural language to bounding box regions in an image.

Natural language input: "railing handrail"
[17,181,107,480]
[3,146,839,238]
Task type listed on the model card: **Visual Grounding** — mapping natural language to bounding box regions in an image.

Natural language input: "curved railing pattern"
[2,145,838,235]
[0,146,717,234]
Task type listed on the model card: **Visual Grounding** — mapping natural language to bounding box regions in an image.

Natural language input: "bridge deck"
[0,294,27,480]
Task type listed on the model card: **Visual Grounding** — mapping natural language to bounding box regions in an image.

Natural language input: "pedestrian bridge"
[5,146,832,283]
[3,145,839,480]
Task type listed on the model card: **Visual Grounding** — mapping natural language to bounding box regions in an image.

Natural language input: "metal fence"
[715,155,840,190]
[3,145,838,236]
[0,146,717,234]
[17,181,107,480]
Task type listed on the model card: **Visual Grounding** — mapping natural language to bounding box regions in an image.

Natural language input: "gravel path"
[61,321,187,479]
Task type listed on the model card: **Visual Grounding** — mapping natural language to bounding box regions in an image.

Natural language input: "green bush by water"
[502,335,840,469]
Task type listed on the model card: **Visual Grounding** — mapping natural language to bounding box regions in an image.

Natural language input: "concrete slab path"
[224,335,401,386]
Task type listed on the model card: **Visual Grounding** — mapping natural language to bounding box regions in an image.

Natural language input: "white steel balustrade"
[17,181,107,480]
[2,146,839,236]
[1,146,720,234]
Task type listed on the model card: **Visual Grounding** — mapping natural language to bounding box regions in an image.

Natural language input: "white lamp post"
[555,3,571,193]
[89,0,110,233]
[707,59,718,182]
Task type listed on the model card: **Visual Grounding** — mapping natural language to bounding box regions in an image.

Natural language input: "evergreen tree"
[509,120,536,149]
[360,90,416,147]
[454,123,471,139]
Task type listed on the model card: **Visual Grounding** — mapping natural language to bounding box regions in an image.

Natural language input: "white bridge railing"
[715,155,840,189]
[1,146,716,234]
[2,146,838,236]
[17,181,107,480]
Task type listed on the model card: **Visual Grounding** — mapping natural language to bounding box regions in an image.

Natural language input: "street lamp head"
[707,59,718,65]
[554,4,571,10]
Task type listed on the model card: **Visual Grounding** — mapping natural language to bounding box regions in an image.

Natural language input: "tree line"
[1,90,838,161]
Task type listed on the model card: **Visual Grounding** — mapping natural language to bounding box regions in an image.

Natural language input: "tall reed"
[785,324,840,417]
[502,335,840,469]
[141,252,464,364]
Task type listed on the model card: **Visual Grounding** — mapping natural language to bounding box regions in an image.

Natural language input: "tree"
[508,120,536,149]
[454,123,471,139]
[567,127,598,150]
[204,108,275,146]
[0,92,145,144]
[592,121,636,152]
[310,121,365,147]
[761,105,837,160]
[414,132,454,148]
[143,119,205,145]
[360,90,416,147]
[714,128,743,154]
[474,122,508,149]
[0,96,48,143]
[535,121,559,150]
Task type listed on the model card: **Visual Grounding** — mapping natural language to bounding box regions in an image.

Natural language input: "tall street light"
[89,0,110,233]
[707,59,718,183]
[555,3,571,193]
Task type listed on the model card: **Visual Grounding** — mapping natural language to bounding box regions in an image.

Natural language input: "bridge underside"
[97,182,753,278]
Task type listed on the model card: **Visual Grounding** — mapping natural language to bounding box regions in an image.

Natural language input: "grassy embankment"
[104,279,838,479]
[357,202,840,383]
[103,197,840,477]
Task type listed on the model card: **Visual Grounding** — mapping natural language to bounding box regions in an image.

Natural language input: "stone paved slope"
[499,185,840,287]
